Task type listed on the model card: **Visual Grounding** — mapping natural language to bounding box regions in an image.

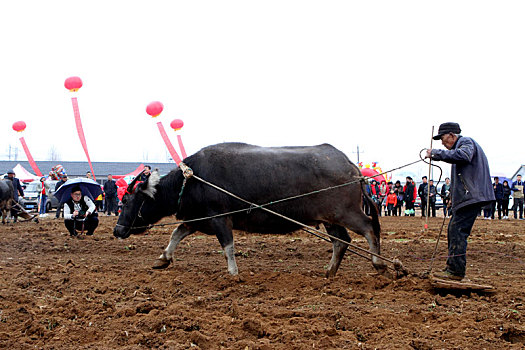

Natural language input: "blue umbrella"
[54,178,103,203]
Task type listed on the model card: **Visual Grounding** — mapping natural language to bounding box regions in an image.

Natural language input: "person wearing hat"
[426,122,494,281]
[4,169,24,221]
[63,185,99,236]
[54,174,68,219]
[4,169,24,202]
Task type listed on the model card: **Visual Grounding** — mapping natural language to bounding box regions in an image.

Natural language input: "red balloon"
[64,76,83,91]
[12,121,26,132]
[170,119,184,130]
[146,101,164,117]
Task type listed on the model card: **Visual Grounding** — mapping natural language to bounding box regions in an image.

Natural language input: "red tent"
[113,164,144,181]
[115,164,145,200]
[360,168,387,183]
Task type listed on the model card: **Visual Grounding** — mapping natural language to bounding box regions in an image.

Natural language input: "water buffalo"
[114,142,385,277]
[0,179,37,224]
[0,180,14,224]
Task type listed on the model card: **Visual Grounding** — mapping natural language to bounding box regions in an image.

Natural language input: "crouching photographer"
[63,186,99,236]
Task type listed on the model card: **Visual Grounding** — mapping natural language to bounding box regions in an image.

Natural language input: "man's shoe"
[433,270,464,281]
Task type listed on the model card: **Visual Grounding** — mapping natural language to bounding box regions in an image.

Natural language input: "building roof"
[511,165,525,182]
[0,160,177,179]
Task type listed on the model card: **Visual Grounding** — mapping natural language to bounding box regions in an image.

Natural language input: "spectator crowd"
[364,174,525,220]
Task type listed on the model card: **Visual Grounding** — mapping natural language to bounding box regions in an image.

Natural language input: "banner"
[18,137,42,177]
[157,122,182,164]
[71,97,96,180]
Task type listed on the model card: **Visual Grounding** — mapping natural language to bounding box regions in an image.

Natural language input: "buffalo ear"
[142,170,161,198]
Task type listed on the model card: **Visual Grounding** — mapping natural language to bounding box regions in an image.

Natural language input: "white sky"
[1,1,524,180]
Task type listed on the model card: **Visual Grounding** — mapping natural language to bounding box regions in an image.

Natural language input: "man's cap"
[62,174,68,178]
[7,169,14,174]
[433,122,461,140]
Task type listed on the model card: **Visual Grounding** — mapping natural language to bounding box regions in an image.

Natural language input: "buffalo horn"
[126,170,145,194]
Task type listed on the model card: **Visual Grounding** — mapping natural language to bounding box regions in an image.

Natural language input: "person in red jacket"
[385,190,398,216]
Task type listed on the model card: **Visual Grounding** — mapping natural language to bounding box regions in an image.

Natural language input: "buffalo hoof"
[374,264,391,277]
[152,258,171,270]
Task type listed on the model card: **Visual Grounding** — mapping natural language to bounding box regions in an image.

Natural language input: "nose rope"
[116,200,148,234]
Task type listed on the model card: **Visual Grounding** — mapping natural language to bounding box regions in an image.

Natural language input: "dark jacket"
[394,184,404,202]
[493,182,504,200]
[431,136,495,212]
[440,183,451,199]
[502,185,512,200]
[404,182,416,203]
[423,184,437,203]
[4,176,24,201]
[103,180,118,197]
[418,183,428,201]
[55,179,67,192]
[137,173,150,182]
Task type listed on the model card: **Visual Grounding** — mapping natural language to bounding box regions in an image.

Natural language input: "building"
[511,165,525,183]
[0,161,177,184]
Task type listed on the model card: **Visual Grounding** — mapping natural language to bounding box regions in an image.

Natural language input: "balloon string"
[72,97,96,180]
[19,137,42,177]
[157,122,182,164]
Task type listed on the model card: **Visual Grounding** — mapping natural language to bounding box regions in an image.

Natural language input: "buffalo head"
[113,170,163,238]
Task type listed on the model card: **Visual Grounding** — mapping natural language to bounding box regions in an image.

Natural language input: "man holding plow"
[426,122,494,281]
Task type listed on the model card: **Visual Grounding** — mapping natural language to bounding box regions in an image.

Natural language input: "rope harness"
[116,159,431,276]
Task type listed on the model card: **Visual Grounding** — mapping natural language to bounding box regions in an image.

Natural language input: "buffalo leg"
[339,213,387,273]
[324,224,351,278]
[210,218,238,275]
[152,224,195,269]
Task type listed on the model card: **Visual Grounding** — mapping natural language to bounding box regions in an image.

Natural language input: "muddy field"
[0,214,524,349]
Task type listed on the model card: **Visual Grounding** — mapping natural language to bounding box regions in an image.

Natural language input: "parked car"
[19,180,59,212]
[414,195,443,209]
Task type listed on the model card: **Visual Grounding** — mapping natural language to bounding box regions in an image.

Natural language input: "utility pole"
[352,145,365,163]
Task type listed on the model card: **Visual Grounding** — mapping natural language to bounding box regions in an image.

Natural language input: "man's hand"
[73,210,79,217]
[425,149,432,159]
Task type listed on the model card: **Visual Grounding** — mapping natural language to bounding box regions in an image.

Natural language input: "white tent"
[10,164,40,182]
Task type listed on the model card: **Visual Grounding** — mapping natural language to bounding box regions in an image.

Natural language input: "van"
[19,181,59,212]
